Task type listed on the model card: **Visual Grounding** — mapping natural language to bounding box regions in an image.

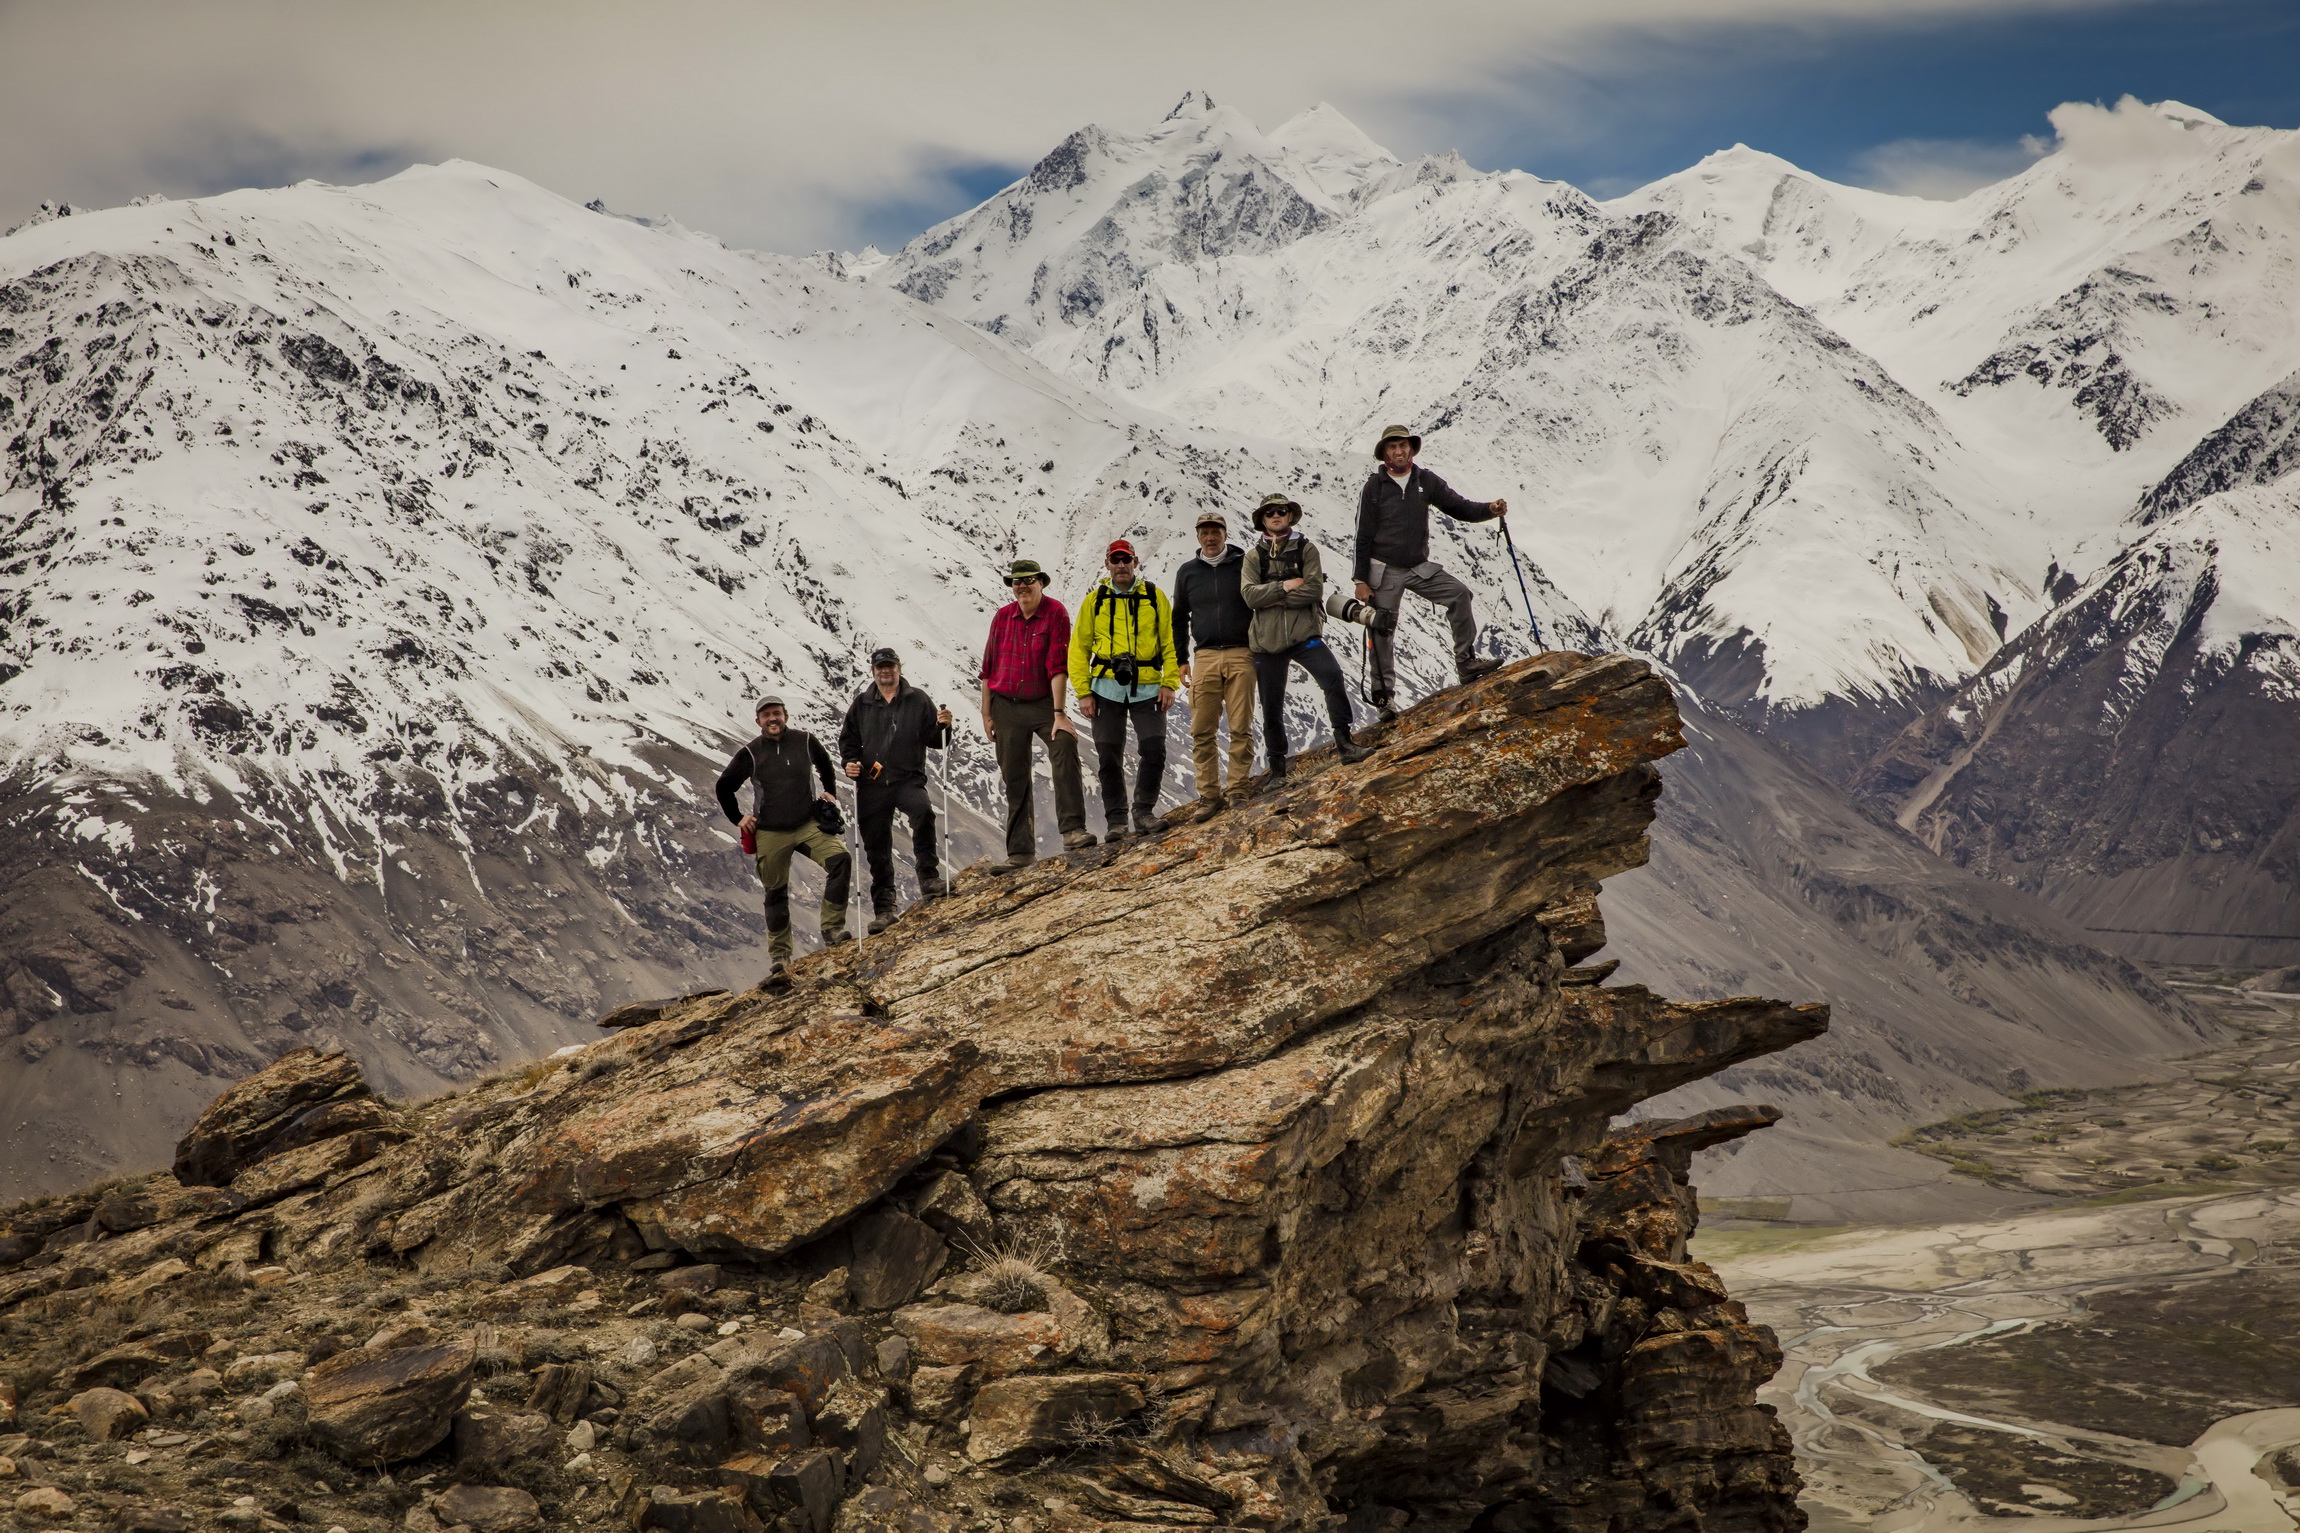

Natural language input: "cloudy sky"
[2,0,2294,253]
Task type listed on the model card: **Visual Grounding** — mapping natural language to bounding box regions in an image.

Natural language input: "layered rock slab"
[1,653,1823,1533]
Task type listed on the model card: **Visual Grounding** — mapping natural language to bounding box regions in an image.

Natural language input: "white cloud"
[0,0,2149,252]
[1851,135,2051,200]
[2048,92,2230,164]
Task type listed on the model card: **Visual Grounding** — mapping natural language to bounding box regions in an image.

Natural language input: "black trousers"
[1255,638,1355,769]
[1090,696,1167,826]
[858,776,937,911]
[989,691,1087,857]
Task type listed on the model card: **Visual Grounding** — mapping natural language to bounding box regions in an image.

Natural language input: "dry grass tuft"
[958,1230,1063,1314]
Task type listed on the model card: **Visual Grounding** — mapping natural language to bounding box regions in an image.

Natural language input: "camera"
[1325,592,1397,633]
[1108,653,1141,688]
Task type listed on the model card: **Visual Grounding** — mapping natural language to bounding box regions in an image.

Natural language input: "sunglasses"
[1108,554,1136,565]
[1008,576,1041,587]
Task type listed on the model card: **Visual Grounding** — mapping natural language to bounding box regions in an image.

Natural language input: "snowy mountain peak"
[871,97,1349,342]
[1269,102,1399,198]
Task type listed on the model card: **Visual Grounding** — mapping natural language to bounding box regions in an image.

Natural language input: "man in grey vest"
[1351,425,1506,721]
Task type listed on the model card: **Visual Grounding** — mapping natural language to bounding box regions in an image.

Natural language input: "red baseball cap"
[1106,538,1136,557]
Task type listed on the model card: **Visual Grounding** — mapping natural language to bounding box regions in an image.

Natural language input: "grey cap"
[755,695,787,714]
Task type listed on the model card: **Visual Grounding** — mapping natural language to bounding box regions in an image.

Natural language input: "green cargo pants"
[755,822,852,964]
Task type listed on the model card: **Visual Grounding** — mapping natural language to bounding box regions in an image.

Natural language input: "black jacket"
[1170,545,1250,662]
[716,730,837,831]
[838,679,951,786]
[1352,465,1494,583]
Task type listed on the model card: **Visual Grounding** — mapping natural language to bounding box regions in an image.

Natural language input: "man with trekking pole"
[714,697,852,989]
[1351,425,1507,721]
[839,648,954,934]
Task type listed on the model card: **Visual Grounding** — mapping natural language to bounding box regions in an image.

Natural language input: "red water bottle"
[740,826,757,855]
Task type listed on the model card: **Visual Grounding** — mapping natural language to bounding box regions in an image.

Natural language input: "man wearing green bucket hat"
[1352,424,1506,719]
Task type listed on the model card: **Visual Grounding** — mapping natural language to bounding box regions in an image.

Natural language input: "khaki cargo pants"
[755,822,851,964]
[1187,646,1256,797]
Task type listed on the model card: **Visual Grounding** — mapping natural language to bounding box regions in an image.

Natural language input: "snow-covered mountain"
[876,94,2300,777]
[3,95,2271,1206]
[3,160,1544,1194]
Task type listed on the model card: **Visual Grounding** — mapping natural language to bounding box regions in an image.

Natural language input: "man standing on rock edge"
[1069,539,1179,840]
[1352,424,1507,721]
[979,558,1096,872]
[840,649,954,934]
[715,697,851,987]
[1171,510,1255,822]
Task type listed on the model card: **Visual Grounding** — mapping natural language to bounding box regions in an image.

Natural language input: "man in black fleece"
[1351,424,1507,719]
[1170,509,1255,821]
[839,647,955,931]
[714,696,850,983]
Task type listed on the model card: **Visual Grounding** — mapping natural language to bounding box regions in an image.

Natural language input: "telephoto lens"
[1325,592,1397,632]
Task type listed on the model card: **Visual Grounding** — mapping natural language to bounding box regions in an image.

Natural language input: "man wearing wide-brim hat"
[1351,425,1506,719]
[976,557,1095,872]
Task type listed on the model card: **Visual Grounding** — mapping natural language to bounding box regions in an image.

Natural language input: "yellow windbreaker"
[1067,576,1180,697]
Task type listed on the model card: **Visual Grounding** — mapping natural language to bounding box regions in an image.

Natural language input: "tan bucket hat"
[1373,424,1421,458]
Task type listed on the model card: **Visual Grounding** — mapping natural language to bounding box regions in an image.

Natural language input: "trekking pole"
[935,746,950,894]
[1500,521,1544,649]
[846,785,865,959]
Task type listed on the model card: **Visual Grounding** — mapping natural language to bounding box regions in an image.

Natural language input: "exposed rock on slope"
[1855,480,2300,966]
[0,656,1820,1533]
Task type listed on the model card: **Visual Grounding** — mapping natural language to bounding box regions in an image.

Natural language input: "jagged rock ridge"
[0,656,1820,1533]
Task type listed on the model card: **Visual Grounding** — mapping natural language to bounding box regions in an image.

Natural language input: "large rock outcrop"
[0,655,1824,1533]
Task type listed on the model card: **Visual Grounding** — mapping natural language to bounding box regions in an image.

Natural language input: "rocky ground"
[1703,971,2300,1532]
[0,658,1822,1533]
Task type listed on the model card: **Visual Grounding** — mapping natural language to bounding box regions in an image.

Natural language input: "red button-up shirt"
[979,596,1072,702]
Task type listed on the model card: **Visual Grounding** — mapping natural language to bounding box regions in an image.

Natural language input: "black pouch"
[813,799,846,836]
[1108,653,1140,688]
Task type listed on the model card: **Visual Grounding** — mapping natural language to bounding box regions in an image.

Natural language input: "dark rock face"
[0,657,1819,1533]
[2139,365,2300,523]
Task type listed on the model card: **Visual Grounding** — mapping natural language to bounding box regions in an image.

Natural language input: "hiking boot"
[990,853,1036,874]
[867,909,897,936]
[821,929,853,949]
[1060,829,1099,851]
[1102,821,1132,843]
[1188,795,1225,824]
[919,873,955,899]
[1371,692,1399,725]
[759,962,792,993]
[1337,742,1372,764]
[1264,760,1289,784]
[1459,656,1502,683]
[1132,809,1163,838]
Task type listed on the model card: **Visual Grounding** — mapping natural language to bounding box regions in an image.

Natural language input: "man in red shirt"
[978,558,1095,871]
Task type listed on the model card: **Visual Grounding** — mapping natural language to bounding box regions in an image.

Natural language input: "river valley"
[1698,970,2300,1531]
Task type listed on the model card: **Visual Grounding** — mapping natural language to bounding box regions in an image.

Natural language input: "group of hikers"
[714,426,1512,983]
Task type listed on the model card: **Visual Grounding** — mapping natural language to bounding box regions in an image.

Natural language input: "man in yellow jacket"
[1068,538,1180,840]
